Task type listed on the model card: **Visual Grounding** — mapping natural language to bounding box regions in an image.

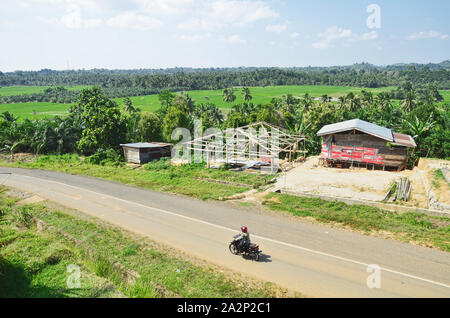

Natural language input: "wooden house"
[317,119,416,170]
[120,142,173,164]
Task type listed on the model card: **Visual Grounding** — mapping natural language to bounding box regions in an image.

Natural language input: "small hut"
[317,119,416,171]
[120,142,173,164]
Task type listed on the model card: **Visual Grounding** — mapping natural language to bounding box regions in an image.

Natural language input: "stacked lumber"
[383,177,411,202]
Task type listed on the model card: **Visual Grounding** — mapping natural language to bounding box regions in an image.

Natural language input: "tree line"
[1,85,448,164]
[1,61,450,92]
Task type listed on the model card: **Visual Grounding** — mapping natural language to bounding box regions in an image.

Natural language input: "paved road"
[1,167,449,297]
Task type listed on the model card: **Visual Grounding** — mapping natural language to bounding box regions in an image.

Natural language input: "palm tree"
[338,96,347,109]
[402,90,416,112]
[1,111,18,123]
[301,93,313,110]
[375,92,391,111]
[360,90,374,106]
[346,92,361,112]
[123,97,136,114]
[242,87,252,103]
[223,88,236,106]
[321,94,330,103]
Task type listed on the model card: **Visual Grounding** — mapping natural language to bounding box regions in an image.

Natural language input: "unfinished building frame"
[182,122,308,171]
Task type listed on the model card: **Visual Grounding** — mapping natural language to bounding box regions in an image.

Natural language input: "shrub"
[13,206,34,228]
[86,148,124,166]
[144,158,172,171]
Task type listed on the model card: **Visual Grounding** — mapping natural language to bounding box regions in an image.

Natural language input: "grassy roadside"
[262,193,450,252]
[0,154,273,200]
[0,187,290,298]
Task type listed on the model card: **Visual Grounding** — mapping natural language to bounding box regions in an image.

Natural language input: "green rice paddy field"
[0,85,86,96]
[0,85,448,120]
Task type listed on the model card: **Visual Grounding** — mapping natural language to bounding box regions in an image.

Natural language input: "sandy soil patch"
[276,156,417,202]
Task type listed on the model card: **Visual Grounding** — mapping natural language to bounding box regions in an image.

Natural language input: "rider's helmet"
[241,226,248,233]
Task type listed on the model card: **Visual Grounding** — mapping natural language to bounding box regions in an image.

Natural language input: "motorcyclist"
[236,226,251,253]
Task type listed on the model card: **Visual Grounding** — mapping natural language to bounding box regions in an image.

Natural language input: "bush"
[143,158,172,171]
[86,148,124,166]
[13,206,34,228]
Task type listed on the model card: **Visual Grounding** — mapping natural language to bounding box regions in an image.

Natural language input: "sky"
[0,0,449,72]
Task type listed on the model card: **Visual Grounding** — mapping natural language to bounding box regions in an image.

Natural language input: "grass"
[0,102,73,119]
[0,85,88,96]
[115,85,399,112]
[0,195,123,297]
[432,169,450,192]
[2,85,448,120]
[0,84,408,120]
[262,193,450,251]
[0,155,272,200]
[0,186,285,298]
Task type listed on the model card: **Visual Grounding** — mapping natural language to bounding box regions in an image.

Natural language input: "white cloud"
[312,27,379,49]
[59,5,103,29]
[18,0,100,10]
[361,30,379,41]
[26,0,279,32]
[61,7,82,28]
[107,11,162,30]
[179,33,211,41]
[312,26,354,49]
[407,31,448,40]
[136,0,196,15]
[224,34,247,44]
[36,16,59,24]
[290,32,300,39]
[177,0,279,31]
[266,24,287,33]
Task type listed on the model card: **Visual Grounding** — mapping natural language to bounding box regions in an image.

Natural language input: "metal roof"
[317,119,394,142]
[120,142,172,149]
[392,132,417,148]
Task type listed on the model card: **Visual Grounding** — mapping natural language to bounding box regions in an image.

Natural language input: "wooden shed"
[120,142,173,164]
[317,119,416,171]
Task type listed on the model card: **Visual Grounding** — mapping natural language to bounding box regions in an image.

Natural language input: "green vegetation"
[114,85,399,112]
[0,85,86,97]
[262,193,450,251]
[432,169,449,189]
[1,155,271,200]
[0,187,282,297]
[0,102,72,120]
[1,83,449,171]
[0,85,405,120]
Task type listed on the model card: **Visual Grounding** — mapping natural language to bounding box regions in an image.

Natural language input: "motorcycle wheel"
[253,253,260,262]
[229,243,239,255]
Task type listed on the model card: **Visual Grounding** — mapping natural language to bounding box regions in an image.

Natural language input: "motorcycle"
[229,234,261,261]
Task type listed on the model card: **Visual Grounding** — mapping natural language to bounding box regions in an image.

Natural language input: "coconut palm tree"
[223,88,236,106]
[123,97,137,114]
[301,93,314,110]
[402,90,416,112]
[338,96,347,109]
[242,87,252,103]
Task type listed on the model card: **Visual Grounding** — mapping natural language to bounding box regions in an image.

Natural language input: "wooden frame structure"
[183,122,307,168]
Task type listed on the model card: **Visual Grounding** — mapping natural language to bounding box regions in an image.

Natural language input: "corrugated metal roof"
[120,142,173,149]
[317,119,394,142]
[392,132,417,148]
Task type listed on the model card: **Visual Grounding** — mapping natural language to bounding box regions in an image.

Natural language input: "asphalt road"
[1,167,449,297]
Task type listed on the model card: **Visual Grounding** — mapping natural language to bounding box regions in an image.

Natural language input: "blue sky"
[0,0,449,72]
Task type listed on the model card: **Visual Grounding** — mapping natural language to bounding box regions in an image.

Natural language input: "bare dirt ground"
[274,156,444,208]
